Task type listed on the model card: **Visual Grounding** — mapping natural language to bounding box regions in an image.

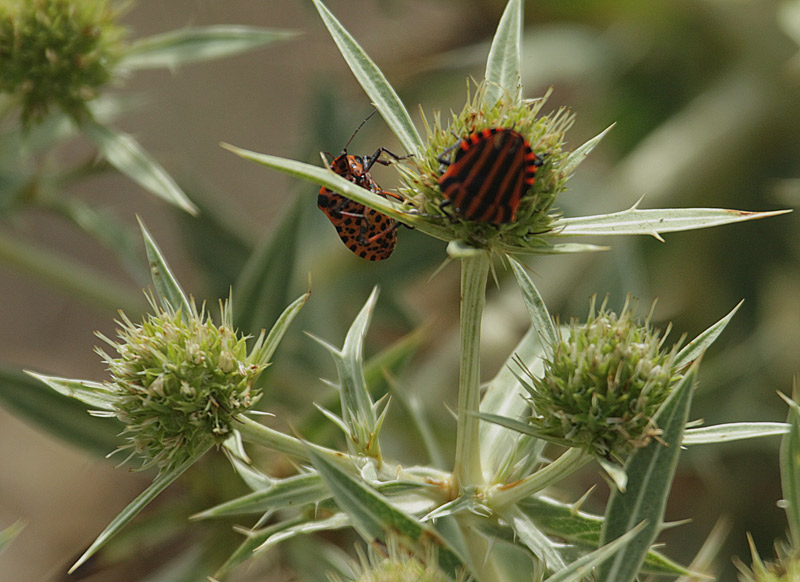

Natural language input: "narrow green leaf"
[82,119,197,215]
[494,241,610,255]
[516,496,691,576]
[311,288,380,456]
[480,328,547,481]
[224,447,272,491]
[215,514,350,578]
[476,411,574,449]
[487,447,591,509]
[193,473,329,519]
[509,257,558,353]
[57,198,145,280]
[234,196,303,334]
[137,218,192,316]
[683,422,789,445]
[544,522,646,582]
[4,369,121,457]
[235,415,310,461]
[674,300,742,369]
[69,452,204,573]
[24,371,115,411]
[224,146,396,216]
[341,288,379,421]
[421,496,473,522]
[254,291,310,365]
[556,205,790,239]
[483,0,523,106]
[306,289,384,457]
[504,506,566,571]
[559,123,615,177]
[779,0,800,43]
[307,445,470,578]
[222,144,454,242]
[597,363,697,582]
[120,26,299,70]
[311,0,422,152]
[780,388,800,547]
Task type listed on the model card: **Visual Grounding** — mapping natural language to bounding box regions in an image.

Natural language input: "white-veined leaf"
[683,422,789,445]
[484,0,523,106]
[556,204,789,240]
[82,120,197,215]
[311,0,422,153]
[120,26,298,70]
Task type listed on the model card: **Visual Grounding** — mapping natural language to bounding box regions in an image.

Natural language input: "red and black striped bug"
[437,127,543,225]
[317,115,404,261]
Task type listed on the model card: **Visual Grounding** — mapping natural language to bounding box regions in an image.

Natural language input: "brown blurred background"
[1,0,799,580]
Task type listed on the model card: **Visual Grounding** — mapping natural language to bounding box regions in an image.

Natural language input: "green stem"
[237,415,312,460]
[453,251,491,490]
[460,515,504,582]
[486,447,592,510]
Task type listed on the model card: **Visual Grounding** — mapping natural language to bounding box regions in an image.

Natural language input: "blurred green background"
[1,0,799,580]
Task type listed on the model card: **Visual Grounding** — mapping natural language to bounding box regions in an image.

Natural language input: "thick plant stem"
[453,251,490,491]
[237,415,311,460]
[462,520,505,582]
[486,447,592,510]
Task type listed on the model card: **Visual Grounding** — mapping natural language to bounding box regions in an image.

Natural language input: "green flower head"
[0,0,125,125]
[736,537,800,582]
[328,536,464,582]
[524,296,684,461]
[397,84,575,252]
[96,296,270,471]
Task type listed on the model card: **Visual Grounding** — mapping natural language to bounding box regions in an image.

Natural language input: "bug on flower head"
[317,114,405,261]
[437,127,543,224]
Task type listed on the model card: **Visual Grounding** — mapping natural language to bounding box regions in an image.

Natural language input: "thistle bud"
[397,84,574,251]
[96,297,269,471]
[327,537,460,582]
[736,538,800,582]
[526,296,683,461]
[0,0,125,124]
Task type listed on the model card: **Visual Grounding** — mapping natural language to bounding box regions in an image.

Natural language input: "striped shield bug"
[437,127,543,224]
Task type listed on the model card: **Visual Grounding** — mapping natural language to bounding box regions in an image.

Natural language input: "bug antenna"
[342,109,379,151]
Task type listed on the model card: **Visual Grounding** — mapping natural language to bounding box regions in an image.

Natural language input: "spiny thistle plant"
[23,0,797,580]
[734,389,800,582]
[522,296,683,463]
[397,84,573,249]
[96,295,271,472]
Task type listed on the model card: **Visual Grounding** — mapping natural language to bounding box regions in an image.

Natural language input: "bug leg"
[437,199,458,222]
[362,221,400,245]
[363,147,412,172]
[436,138,463,174]
[327,197,353,218]
[375,188,404,202]
[340,209,366,219]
